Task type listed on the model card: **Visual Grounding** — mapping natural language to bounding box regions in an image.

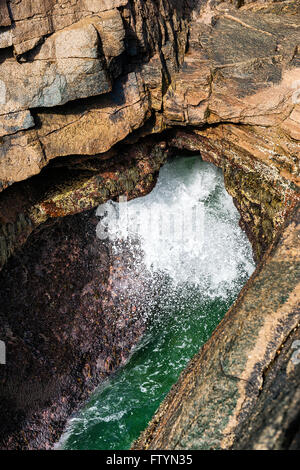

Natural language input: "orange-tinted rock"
[133,202,300,450]
[0,0,11,27]
[0,0,299,452]
[36,73,151,159]
[0,0,188,187]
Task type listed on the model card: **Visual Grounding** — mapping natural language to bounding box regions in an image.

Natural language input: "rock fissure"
[0,0,299,451]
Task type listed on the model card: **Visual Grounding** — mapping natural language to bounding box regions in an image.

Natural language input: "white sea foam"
[96,156,255,299]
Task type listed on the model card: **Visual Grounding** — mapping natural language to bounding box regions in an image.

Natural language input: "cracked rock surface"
[133,201,300,450]
[0,0,299,450]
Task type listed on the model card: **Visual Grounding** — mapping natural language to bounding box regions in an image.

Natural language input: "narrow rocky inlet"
[57,156,255,450]
[0,0,299,451]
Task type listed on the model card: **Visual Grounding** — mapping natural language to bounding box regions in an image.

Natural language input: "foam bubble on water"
[97,156,255,300]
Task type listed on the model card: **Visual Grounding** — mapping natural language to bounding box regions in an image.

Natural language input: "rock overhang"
[0,0,299,451]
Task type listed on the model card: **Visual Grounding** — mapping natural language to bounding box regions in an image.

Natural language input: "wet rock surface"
[0,137,168,450]
[0,0,299,451]
[163,0,300,261]
[0,138,168,272]
[0,210,149,449]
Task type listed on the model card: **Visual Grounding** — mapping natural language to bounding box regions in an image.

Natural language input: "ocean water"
[59,156,255,450]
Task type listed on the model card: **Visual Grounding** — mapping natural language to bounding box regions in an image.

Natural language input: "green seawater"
[61,294,234,450]
[60,156,254,450]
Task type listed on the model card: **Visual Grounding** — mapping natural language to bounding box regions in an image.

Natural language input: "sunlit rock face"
[0,209,149,450]
[0,0,298,264]
[0,0,189,188]
[0,0,299,452]
[0,19,111,114]
[0,0,298,193]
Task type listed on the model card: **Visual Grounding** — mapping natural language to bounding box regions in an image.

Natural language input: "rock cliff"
[0,0,299,268]
[0,0,188,187]
[133,201,300,450]
[0,0,299,450]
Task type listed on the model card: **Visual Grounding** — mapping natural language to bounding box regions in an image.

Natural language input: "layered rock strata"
[0,0,189,188]
[0,139,168,271]
[162,0,300,260]
[0,0,299,451]
[0,209,151,449]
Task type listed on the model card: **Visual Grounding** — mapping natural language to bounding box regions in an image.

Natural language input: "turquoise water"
[61,294,234,450]
[59,156,254,450]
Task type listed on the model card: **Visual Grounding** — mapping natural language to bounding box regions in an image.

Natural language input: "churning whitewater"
[59,156,255,450]
[97,156,254,296]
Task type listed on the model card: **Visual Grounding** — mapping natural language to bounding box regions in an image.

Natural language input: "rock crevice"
[0,0,299,450]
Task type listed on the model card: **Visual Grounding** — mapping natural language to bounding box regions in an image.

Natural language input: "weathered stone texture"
[36,72,150,159]
[0,139,168,272]
[1,0,298,197]
[0,0,11,27]
[0,135,169,450]
[7,0,128,56]
[0,208,148,449]
[0,0,189,188]
[161,0,300,260]
[133,202,300,450]
[233,325,300,450]
[0,0,299,452]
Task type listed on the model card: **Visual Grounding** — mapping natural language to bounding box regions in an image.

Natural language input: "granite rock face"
[163,0,300,260]
[0,0,189,188]
[0,1,299,208]
[7,0,127,56]
[133,201,300,450]
[0,0,299,451]
[0,0,298,261]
